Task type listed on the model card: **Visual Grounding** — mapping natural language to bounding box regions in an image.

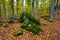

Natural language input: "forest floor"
[0,15,60,40]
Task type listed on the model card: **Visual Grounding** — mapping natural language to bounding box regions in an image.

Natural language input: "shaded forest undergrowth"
[0,16,60,40]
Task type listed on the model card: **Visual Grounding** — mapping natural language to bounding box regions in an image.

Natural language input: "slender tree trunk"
[55,0,59,19]
[10,0,14,19]
[2,0,7,27]
[59,2,60,12]
[31,1,34,16]
[50,5,54,19]
[3,4,6,18]
[50,0,55,19]
[35,0,39,18]
[22,0,24,12]
[16,0,19,17]
[0,4,2,21]
[22,0,26,20]
[55,7,59,19]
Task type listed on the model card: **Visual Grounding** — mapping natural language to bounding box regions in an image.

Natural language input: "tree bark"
[0,4,2,21]
[3,4,6,18]
[55,0,59,19]
[10,0,14,19]
[22,0,24,12]
[22,0,27,21]
[31,1,34,16]
[50,0,55,19]
[16,0,19,17]
[35,0,39,18]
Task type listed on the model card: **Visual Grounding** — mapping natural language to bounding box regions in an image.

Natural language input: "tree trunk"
[10,0,14,19]
[22,0,24,12]
[35,0,39,18]
[55,0,59,19]
[16,0,19,17]
[50,0,55,19]
[3,4,6,18]
[0,4,2,21]
[31,1,34,16]
[22,0,27,21]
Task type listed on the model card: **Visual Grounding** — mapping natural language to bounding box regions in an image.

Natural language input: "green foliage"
[19,12,40,25]
[0,22,4,26]
[13,30,23,36]
[24,21,34,25]
[21,23,28,29]
[21,21,43,35]
[21,23,33,32]
[19,12,42,35]
[26,13,40,25]
[31,29,39,35]
[18,12,26,23]
[32,24,43,32]
[26,0,32,5]
[7,19,14,23]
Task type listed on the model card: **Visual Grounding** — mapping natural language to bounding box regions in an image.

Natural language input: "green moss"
[7,19,14,23]
[19,12,42,35]
[19,12,40,25]
[32,25,43,33]
[21,21,43,35]
[0,22,4,26]
[13,30,23,36]
[26,13,40,25]
[31,28,39,35]
[18,12,26,23]
[26,27,33,32]
[21,23,28,29]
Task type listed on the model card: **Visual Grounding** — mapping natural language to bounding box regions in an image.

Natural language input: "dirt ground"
[0,18,60,40]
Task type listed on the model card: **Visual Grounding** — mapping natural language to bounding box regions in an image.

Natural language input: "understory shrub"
[19,12,40,25]
[18,12,26,23]
[19,12,42,35]
[21,21,43,35]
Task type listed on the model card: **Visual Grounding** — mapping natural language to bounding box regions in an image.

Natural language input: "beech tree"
[0,4,2,21]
